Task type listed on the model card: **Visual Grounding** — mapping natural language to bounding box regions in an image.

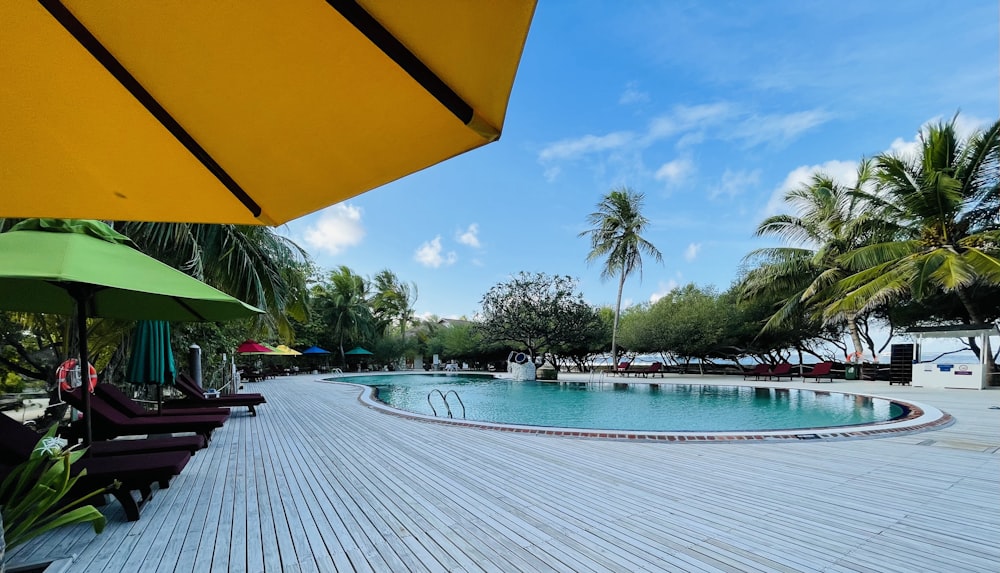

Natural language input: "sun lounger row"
[1,376,267,522]
[617,362,665,377]
[743,362,835,382]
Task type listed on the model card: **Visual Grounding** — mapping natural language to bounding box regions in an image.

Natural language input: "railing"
[426,389,465,419]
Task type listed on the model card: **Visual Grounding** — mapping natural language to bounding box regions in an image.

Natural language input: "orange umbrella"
[1,1,536,225]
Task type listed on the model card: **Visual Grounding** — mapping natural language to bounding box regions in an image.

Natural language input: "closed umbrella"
[125,320,176,414]
[0,219,263,446]
[2,1,536,225]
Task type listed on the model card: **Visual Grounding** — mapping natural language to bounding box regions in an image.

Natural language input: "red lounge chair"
[801,361,834,383]
[96,383,230,419]
[743,364,771,380]
[636,362,664,378]
[615,362,631,376]
[168,373,266,416]
[0,414,190,521]
[768,363,795,380]
[63,389,225,441]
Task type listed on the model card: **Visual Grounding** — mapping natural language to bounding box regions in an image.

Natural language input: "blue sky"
[281,0,998,322]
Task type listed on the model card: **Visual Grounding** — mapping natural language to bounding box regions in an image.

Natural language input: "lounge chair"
[615,362,631,376]
[0,413,191,521]
[743,364,771,380]
[767,363,795,380]
[634,362,664,378]
[63,389,226,441]
[168,373,266,416]
[801,361,834,383]
[96,383,230,419]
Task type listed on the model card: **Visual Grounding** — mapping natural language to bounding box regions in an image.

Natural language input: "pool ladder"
[427,389,465,419]
[588,369,607,386]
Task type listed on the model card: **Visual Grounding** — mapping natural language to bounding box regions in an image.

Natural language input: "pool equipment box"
[909,325,998,390]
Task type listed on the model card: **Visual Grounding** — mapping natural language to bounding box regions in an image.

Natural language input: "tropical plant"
[831,116,1000,363]
[0,427,109,556]
[313,266,376,365]
[371,269,419,336]
[740,160,889,358]
[579,187,662,367]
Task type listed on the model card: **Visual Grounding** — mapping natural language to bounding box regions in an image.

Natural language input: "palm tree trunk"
[611,266,627,368]
[846,311,864,358]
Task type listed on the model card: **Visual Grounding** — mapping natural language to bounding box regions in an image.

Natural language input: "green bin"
[844,364,859,380]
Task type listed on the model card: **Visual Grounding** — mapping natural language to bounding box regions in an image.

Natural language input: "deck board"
[6,373,999,572]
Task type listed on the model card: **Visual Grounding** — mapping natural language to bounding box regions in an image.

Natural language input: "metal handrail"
[443,390,465,419]
[426,388,465,419]
[427,389,451,418]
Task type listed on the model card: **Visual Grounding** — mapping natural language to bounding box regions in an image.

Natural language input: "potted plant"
[0,426,111,573]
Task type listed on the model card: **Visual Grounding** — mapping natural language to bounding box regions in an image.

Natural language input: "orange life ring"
[57,358,98,392]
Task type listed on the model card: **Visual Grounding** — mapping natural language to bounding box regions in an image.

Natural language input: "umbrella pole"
[157,384,163,415]
[71,289,93,449]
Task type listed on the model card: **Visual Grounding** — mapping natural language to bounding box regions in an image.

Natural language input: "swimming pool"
[339,373,908,432]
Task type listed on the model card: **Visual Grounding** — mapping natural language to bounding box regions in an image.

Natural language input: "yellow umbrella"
[275,345,302,356]
[1,1,536,225]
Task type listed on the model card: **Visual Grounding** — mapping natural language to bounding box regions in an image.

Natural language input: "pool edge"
[325,379,955,442]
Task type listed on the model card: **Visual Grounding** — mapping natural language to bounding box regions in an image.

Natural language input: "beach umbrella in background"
[2,1,537,225]
[125,320,176,414]
[274,345,301,356]
[301,346,332,355]
[344,347,374,356]
[0,219,263,446]
[236,340,274,355]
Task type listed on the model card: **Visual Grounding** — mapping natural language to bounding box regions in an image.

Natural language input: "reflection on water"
[350,373,902,432]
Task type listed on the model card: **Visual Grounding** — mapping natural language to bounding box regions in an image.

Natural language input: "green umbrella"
[125,320,176,414]
[0,219,263,445]
[344,347,374,356]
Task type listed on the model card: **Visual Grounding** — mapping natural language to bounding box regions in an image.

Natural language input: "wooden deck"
[8,373,999,572]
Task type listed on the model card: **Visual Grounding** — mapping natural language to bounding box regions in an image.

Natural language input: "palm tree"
[740,160,890,359]
[319,266,375,365]
[579,187,662,368]
[829,117,1000,364]
[117,222,310,340]
[371,269,419,336]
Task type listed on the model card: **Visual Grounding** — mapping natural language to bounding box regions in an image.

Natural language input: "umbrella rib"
[171,297,208,322]
[327,0,500,141]
[39,0,266,222]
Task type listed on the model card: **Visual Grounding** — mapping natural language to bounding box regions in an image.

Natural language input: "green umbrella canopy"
[0,219,262,445]
[344,346,374,355]
[0,219,263,320]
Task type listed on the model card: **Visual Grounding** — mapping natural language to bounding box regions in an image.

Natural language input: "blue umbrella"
[125,320,176,414]
[300,346,331,355]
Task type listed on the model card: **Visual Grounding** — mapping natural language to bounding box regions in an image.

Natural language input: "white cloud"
[649,279,679,303]
[654,157,694,186]
[457,224,481,248]
[710,168,761,199]
[728,110,832,148]
[684,243,701,262]
[302,203,365,255]
[414,236,457,268]
[644,102,735,144]
[538,131,634,163]
[764,160,858,217]
[619,82,650,105]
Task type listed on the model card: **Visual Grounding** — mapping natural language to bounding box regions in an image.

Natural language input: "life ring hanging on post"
[57,358,98,392]
[514,352,528,365]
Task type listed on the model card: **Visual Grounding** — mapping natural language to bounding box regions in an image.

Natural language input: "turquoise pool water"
[340,373,904,432]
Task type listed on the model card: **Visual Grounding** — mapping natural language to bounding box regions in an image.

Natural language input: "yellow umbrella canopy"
[275,345,302,356]
[1,1,536,225]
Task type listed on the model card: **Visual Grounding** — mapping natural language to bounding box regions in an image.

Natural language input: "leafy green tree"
[371,269,418,336]
[580,187,662,367]
[476,273,600,362]
[831,117,1000,334]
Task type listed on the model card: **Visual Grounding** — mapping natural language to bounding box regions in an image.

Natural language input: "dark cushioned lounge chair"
[767,363,795,380]
[167,373,266,416]
[801,361,834,383]
[63,389,225,441]
[0,413,191,521]
[96,383,230,419]
[743,363,771,380]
